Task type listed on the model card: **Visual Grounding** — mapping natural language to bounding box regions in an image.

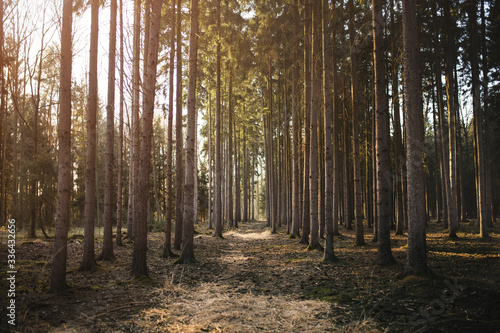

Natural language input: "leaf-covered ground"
[1,219,499,332]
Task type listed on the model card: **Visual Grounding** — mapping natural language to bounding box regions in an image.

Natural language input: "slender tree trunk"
[349,0,364,245]
[133,0,163,276]
[116,0,125,247]
[290,0,301,239]
[50,0,73,292]
[174,0,184,248]
[403,0,430,276]
[208,93,213,228]
[213,0,223,237]
[163,0,177,257]
[81,0,99,271]
[243,124,248,221]
[300,0,311,245]
[175,0,199,263]
[0,0,5,228]
[323,0,337,261]
[308,0,321,250]
[444,0,459,237]
[469,0,488,237]
[99,0,117,261]
[373,0,396,265]
[226,68,234,229]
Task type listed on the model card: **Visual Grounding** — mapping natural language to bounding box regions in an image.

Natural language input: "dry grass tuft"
[128,283,383,332]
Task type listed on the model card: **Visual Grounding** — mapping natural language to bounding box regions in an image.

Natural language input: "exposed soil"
[1,219,499,332]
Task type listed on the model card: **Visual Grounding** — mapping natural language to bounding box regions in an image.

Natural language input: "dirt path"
[2,219,500,332]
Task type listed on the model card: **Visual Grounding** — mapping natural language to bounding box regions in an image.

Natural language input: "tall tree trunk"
[444,0,459,237]
[243,124,248,221]
[81,0,99,271]
[390,0,404,235]
[174,0,184,248]
[349,0,365,245]
[116,0,124,247]
[133,0,163,276]
[300,0,311,245]
[402,0,430,276]
[290,0,301,239]
[213,0,223,237]
[373,0,396,265]
[50,0,73,292]
[163,0,177,257]
[128,0,142,240]
[99,0,117,261]
[226,68,234,229]
[208,93,213,228]
[175,0,199,263]
[308,0,321,250]
[469,0,488,237]
[323,0,337,261]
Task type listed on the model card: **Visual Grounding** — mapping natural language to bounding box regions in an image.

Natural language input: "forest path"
[12,219,500,332]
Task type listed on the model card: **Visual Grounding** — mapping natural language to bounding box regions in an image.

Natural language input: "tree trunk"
[133,0,163,276]
[300,0,311,245]
[175,0,199,263]
[402,0,430,276]
[373,0,396,265]
[226,68,234,229]
[322,0,337,261]
[290,0,301,239]
[116,0,125,247]
[213,0,223,237]
[469,0,488,238]
[81,0,99,272]
[50,0,73,292]
[308,0,321,250]
[163,0,177,257]
[444,0,459,238]
[99,0,117,261]
[349,0,364,245]
[173,0,185,248]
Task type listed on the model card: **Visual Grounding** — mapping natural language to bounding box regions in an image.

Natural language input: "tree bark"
[290,0,301,239]
[81,0,99,272]
[213,0,223,237]
[174,0,185,248]
[469,0,488,238]
[175,0,199,263]
[116,0,124,247]
[373,0,396,265]
[99,0,117,261]
[50,0,73,292]
[300,0,311,245]
[132,0,163,277]
[402,0,430,276]
[349,0,365,245]
[163,0,178,258]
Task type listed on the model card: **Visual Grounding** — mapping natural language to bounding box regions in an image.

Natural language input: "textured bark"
[116,0,124,247]
[300,0,311,245]
[163,0,178,258]
[81,0,99,272]
[403,0,430,276]
[99,0,117,262]
[443,0,458,238]
[175,0,199,264]
[50,0,73,292]
[373,0,396,265]
[226,69,234,229]
[349,0,365,245]
[132,0,163,277]
[173,0,184,249]
[213,0,223,237]
[308,0,321,251]
[322,0,337,262]
[469,0,488,238]
[290,0,301,239]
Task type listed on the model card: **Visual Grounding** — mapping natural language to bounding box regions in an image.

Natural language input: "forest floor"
[1,218,500,332]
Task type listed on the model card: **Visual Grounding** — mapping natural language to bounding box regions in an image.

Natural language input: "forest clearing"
[1,219,499,332]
